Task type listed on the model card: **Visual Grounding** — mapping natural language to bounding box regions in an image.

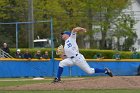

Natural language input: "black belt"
[70,54,78,59]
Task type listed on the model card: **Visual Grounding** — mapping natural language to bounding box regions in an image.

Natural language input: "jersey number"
[67,43,72,48]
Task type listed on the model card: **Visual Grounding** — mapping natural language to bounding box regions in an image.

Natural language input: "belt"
[70,54,78,59]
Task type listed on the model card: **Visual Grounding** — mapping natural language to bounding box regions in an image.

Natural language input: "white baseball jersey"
[64,31,79,58]
[59,31,95,75]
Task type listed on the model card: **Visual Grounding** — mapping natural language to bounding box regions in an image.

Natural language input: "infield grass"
[0,89,140,93]
[0,78,51,87]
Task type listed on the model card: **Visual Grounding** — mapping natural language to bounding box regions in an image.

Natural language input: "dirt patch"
[1,76,140,90]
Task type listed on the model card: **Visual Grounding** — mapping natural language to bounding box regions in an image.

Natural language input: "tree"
[113,13,137,50]
[0,0,134,49]
[0,0,27,47]
[33,0,87,47]
[82,0,132,49]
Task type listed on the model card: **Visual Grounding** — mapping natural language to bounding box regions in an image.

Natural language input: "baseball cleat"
[52,78,61,83]
[105,68,113,77]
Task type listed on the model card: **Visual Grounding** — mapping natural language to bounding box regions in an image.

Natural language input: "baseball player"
[53,27,113,83]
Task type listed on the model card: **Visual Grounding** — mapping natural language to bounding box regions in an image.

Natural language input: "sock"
[95,68,105,73]
[57,67,63,79]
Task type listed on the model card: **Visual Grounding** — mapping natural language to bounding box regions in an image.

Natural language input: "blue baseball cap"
[61,31,71,36]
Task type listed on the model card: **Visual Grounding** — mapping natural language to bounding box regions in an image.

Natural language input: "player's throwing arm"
[72,27,87,33]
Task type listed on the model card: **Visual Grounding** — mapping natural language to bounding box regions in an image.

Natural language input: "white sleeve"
[70,31,76,40]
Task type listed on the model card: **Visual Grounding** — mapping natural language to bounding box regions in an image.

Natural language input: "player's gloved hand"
[56,45,64,55]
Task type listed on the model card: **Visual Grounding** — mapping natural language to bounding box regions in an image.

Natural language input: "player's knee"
[59,61,65,67]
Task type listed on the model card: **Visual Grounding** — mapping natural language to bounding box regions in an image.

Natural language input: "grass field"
[0,89,140,93]
[0,78,50,87]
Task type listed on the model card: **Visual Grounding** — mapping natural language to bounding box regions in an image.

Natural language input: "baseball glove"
[56,45,64,55]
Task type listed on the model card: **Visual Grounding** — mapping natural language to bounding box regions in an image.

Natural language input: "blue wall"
[0,59,140,78]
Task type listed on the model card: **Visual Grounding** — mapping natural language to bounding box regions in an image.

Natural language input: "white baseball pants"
[59,53,95,74]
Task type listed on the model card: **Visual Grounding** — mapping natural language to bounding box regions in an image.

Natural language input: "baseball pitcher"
[53,27,113,83]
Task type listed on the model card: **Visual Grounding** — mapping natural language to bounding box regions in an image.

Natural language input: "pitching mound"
[1,76,140,90]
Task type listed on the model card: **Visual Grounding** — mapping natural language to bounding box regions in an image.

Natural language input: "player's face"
[61,34,69,40]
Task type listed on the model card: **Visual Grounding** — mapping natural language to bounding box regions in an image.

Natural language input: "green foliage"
[113,13,137,50]
[0,0,135,49]
[0,89,140,93]
[10,48,133,59]
[80,49,133,59]
[0,0,28,47]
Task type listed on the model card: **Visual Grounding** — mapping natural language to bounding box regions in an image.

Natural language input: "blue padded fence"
[0,59,140,78]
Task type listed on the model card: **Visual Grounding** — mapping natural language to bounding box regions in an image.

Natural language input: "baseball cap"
[61,31,71,36]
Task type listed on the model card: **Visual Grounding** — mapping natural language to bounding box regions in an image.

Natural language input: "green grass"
[0,77,95,87]
[0,78,51,87]
[0,89,140,93]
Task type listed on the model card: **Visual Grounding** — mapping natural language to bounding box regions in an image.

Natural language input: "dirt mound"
[1,76,140,90]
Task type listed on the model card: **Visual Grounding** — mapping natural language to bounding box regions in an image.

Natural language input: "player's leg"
[53,58,74,83]
[74,54,113,77]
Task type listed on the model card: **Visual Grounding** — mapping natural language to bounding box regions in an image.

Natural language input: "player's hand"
[60,54,67,59]
[72,27,87,32]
